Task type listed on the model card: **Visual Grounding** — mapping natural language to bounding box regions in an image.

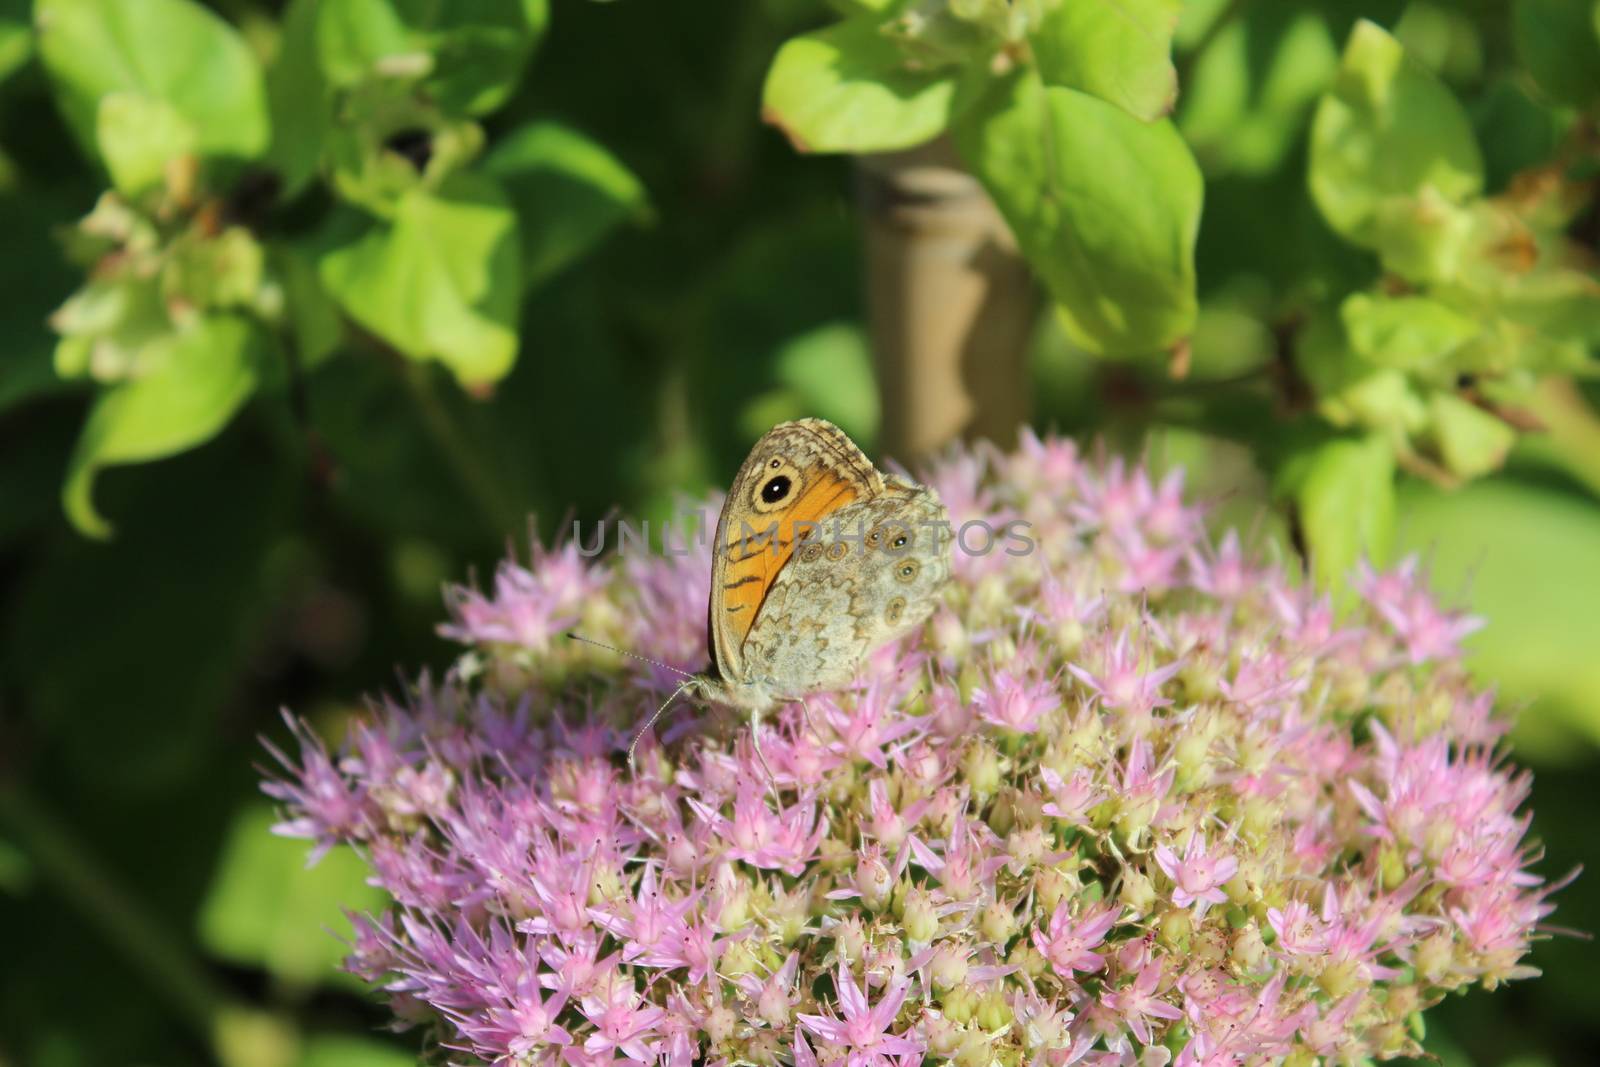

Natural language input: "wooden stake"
[857,137,1038,464]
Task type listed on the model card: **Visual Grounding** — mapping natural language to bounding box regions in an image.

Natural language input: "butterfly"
[624,418,952,771]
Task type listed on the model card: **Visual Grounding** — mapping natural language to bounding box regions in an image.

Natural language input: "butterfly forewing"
[707,419,881,682]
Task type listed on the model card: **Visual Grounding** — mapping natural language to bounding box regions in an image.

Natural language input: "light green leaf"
[316,0,548,116]
[1308,19,1482,248]
[1031,0,1182,121]
[762,17,956,153]
[96,93,197,197]
[740,322,880,448]
[1513,0,1600,111]
[1496,268,1600,345]
[296,1036,415,1067]
[0,3,30,88]
[319,173,520,388]
[265,0,330,197]
[1279,433,1396,592]
[1296,308,1429,434]
[1397,478,1600,762]
[273,244,343,370]
[1340,292,1479,373]
[63,314,262,538]
[955,70,1202,355]
[34,0,268,162]
[314,0,414,89]
[1426,390,1514,479]
[199,803,387,990]
[415,0,548,115]
[1472,78,1563,192]
[1178,9,1339,177]
[484,120,649,289]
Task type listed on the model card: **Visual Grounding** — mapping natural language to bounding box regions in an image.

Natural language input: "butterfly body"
[696,418,952,739]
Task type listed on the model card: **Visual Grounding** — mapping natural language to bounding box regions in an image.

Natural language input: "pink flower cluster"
[264,431,1561,1067]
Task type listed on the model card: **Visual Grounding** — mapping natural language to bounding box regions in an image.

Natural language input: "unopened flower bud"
[923,1010,962,1054]
[746,1030,782,1065]
[979,901,1017,944]
[721,940,758,978]
[932,610,968,661]
[855,852,895,911]
[1318,957,1361,998]
[963,741,1002,799]
[705,1003,737,1042]
[955,1031,991,1067]
[1172,731,1213,790]
[758,982,790,1027]
[834,917,868,965]
[1231,922,1268,972]
[1007,825,1048,872]
[766,885,811,945]
[903,886,940,944]
[1414,932,1455,983]
[1157,909,1193,951]
[1120,868,1157,913]
[941,984,978,1024]
[976,986,1011,1030]
[930,942,969,990]
[1035,867,1072,913]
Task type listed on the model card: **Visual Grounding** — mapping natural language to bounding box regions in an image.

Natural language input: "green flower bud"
[979,901,1017,945]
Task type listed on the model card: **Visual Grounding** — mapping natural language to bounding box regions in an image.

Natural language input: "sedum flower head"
[265,432,1563,1066]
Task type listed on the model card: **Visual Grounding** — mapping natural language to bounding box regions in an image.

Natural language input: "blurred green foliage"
[0,1,1598,1066]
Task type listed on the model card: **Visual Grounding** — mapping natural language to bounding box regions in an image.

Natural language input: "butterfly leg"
[798,696,820,739]
[749,710,783,805]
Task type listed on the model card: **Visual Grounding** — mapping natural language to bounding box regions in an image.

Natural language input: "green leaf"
[484,120,649,289]
[762,17,957,153]
[955,69,1202,355]
[1472,78,1563,193]
[1426,390,1514,479]
[96,93,197,197]
[1340,292,1479,373]
[314,0,413,89]
[739,322,880,447]
[1031,0,1182,122]
[0,3,30,88]
[34,0,269,162]
[296,1036,415,1067]
[315,0,548,116]
[1308,19,1482,248]
[1178,8,1340,177]
[63,314,262,539]
[414,0,548,115]
[198,803,387,989]
[1513,0,1600,111]
[1296,308,1428,434]
[265,0,330,197]
[319,173,520,389]
[273,243,343,370]
[1279,432,1396,592]
[1496,268,1600,344]
[1396,478,1600,761]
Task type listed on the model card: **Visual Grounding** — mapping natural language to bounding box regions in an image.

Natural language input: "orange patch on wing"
[718,465,858,649]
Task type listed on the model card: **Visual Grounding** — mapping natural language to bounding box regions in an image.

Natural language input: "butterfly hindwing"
[737,478,951,697]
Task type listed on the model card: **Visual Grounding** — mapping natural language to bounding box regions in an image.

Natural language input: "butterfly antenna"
[629,678,698,772]
[567,632,697,680]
